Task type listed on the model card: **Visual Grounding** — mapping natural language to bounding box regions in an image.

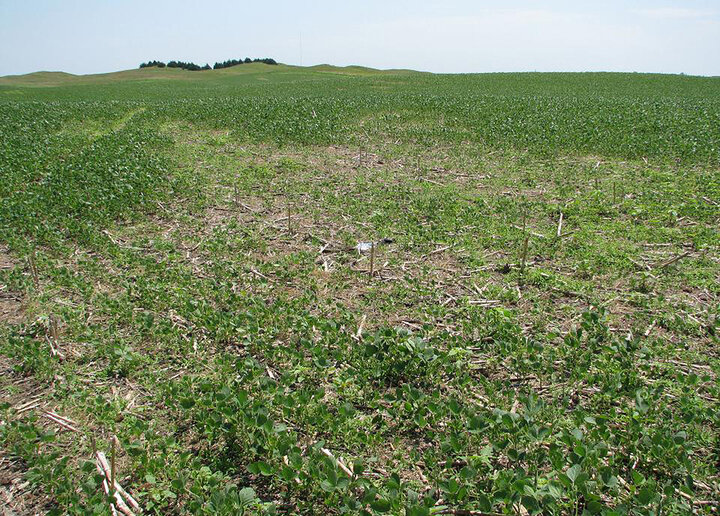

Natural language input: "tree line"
[139,57,278,71]
[213,57,277,69]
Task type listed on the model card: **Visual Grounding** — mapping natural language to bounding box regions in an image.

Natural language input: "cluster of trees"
[139,60,210,71]
[139,57,278,71]
[139,60,166,68]
[213,57,278,69]
[167,61,211,71]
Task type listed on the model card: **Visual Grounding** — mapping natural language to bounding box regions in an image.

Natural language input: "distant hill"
[307,64,418,75]
[0,63,414,87]
[0,71,77,85]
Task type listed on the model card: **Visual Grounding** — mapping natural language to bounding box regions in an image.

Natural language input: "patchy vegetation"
[0,68,718,515]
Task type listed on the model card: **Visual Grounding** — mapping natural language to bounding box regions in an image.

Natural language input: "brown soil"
[0,247,24,326]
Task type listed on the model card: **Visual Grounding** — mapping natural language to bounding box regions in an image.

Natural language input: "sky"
[1,0,719,77]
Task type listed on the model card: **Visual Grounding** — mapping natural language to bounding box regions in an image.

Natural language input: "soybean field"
[0,64,719,515]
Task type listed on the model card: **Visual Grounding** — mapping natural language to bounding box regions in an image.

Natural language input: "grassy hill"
[0,64,719,515]
[0,62,404,87]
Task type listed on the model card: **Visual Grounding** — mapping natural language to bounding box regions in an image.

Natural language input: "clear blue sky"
[1,0,718,76]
